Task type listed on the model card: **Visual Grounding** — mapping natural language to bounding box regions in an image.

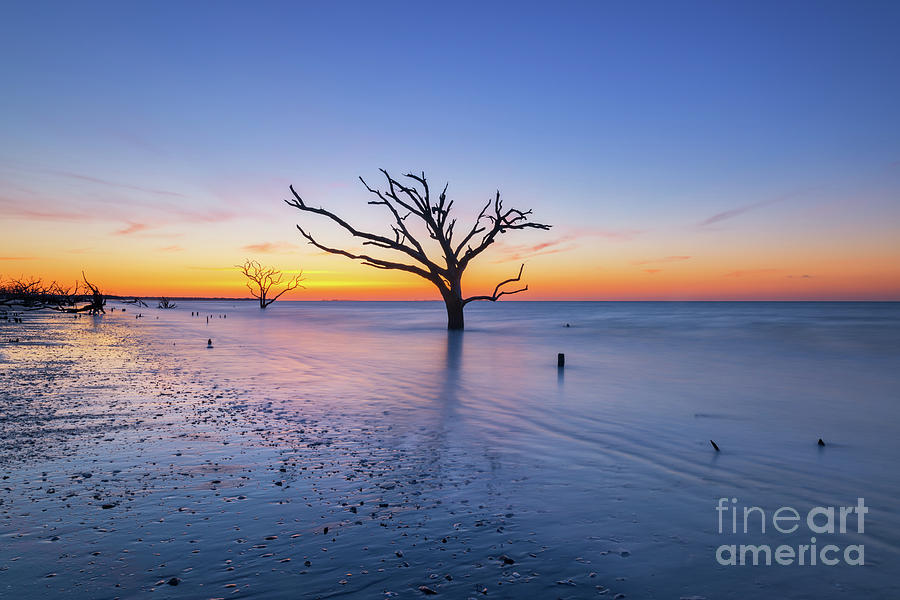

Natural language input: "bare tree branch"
[463,264,529,304]
[0,273,105,313]
[285,170,551,329]
[237,259,304,308]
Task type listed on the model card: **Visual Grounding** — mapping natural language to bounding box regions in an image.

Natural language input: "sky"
[1,0,899,300]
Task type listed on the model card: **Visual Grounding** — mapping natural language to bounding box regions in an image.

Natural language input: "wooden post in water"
[557,353,565,368]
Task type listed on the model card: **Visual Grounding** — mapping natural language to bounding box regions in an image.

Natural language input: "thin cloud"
[172,207,236,224]
[491,226,641,263]
[724,268,780,278]
[116,222,150,235]
[787,274,813,279]
[644,269,662,274]
[589,228,643,240]
[50,170,185,198]
[699,200,772,227]
[633,255,692,265]
[0,196,94,222]
[493,235,579,262]
[242,241,300,254]
[158,245,184,252]
[699,187,818,228]
[0,256,36,261]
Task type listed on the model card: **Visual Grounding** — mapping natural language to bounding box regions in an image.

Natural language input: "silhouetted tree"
[157,297,177,309]
[285,170,550,330]
[0,272,104,313]
[122,297,148,307]
[237,259,304,308]
[79,273,106,314]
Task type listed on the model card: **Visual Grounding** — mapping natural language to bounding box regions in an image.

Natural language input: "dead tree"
[0,272,105,313]
[0,276,59,308]
[157,297,177,309]
[236,259,304,308]
[284,170,550,330]
[70,273,106,314]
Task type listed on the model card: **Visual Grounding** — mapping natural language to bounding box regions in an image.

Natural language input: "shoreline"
[1,310,616,598]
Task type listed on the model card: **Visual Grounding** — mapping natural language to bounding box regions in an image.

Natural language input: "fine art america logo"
[715,497,867,566]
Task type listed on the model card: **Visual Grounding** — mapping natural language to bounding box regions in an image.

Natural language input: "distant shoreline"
[104,298,900,303]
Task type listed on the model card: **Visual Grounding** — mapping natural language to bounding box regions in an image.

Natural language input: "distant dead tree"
[157,297,177,309]
[236,259,304,308]
[122,297,148,307]
[285,170,550,330]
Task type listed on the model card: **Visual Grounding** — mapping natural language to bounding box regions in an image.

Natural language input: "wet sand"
[1,310,627,599]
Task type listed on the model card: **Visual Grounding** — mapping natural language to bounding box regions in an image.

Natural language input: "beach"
[2,301,899,599]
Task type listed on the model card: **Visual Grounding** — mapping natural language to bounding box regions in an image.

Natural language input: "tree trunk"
[441,281,465,330]
[445,298,464,330]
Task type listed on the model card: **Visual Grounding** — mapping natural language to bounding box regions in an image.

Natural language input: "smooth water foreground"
[2,301,899,598]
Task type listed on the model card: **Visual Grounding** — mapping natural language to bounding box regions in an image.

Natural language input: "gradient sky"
[1,1,899,300]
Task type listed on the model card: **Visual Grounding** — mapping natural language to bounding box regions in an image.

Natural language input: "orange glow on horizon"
[2,204,898,301]
[3,251,898,301]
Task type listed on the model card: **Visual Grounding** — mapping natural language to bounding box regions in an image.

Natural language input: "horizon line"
[106,296,900,303]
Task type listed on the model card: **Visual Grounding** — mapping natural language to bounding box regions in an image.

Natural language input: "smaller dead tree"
[157,297,177,309]
[236,259,304,308]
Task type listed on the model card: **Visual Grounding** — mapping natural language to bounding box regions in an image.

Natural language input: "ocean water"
[2,300,899,598]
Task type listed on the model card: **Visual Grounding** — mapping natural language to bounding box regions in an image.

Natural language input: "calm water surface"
[2,301,899,598]
[149,301,900,596]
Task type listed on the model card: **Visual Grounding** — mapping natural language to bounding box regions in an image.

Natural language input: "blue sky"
[1,1,898,298]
